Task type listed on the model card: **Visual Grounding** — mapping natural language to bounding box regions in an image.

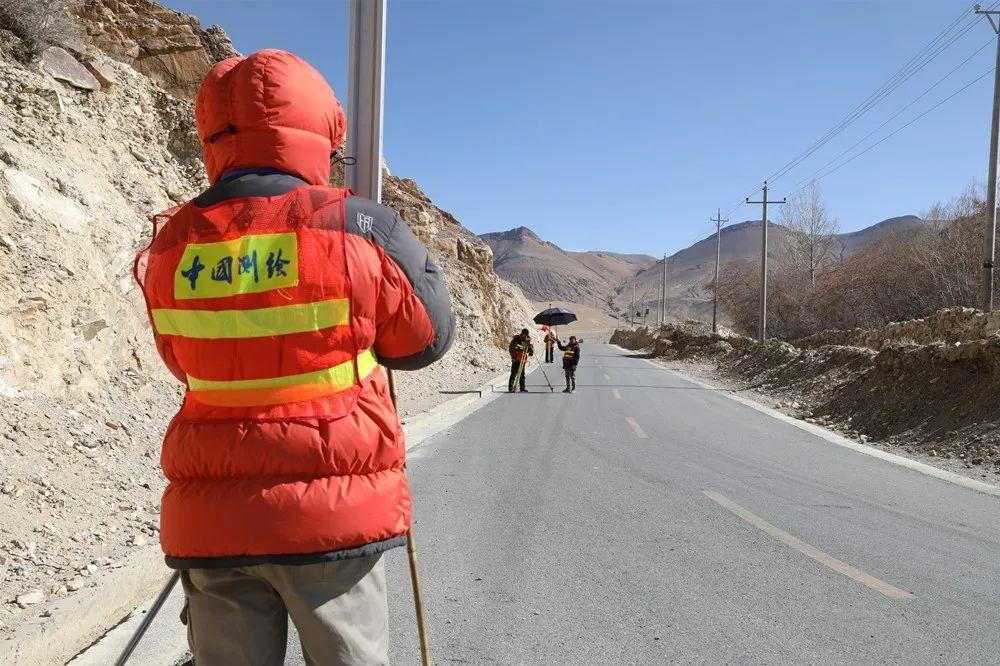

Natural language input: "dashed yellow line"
[702,491,914,600]
[625,416,648,438]
[612,389,622,400]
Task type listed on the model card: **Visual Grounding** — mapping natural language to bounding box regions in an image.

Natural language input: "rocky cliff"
[0,0,531,647]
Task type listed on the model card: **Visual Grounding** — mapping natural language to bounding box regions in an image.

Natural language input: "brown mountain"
[616,215,924,323]
[479,226,655,307]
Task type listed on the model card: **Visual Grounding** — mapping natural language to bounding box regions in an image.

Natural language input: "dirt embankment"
[0,0,533,645]
[610,309,1000,479]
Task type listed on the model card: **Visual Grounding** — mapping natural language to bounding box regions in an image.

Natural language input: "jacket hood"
[195,49,346,186]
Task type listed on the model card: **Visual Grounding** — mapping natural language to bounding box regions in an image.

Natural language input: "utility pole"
[347,4,430,666]
[660,252,667,327]
[746,182,786,344]
[631,282,636,327]
[977,4,1000,312]
[710,208,728,334]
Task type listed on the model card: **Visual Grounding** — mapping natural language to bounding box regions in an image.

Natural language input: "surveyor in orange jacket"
[135,49,454,665]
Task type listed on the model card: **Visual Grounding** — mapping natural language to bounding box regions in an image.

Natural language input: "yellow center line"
[612,389,622,400]
[625,416,648,438]
[702,491,915,600]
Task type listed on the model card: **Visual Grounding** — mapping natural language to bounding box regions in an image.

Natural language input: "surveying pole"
[711,209,728,334]
[747,182,785,343]
[977,4,1000,312]
[347,3,431,665]
[631,282,636,326]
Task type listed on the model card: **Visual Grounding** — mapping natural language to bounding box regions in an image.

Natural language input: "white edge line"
[400,361,540,451]
[605,344,1000,498]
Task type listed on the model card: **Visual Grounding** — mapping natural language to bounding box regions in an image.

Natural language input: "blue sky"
[163,0,996,255]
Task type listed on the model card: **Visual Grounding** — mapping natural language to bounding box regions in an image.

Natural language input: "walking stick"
[113,571,180,666]
[386,368,432,666]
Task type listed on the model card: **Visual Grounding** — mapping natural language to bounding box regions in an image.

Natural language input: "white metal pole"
[347,0,386,202]
[347,5,431,666]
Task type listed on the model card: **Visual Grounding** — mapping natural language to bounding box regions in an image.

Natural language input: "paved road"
[379,343,999,664]
[81,343,1000,664]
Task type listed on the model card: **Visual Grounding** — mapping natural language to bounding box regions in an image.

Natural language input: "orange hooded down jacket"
[135,50,454,567]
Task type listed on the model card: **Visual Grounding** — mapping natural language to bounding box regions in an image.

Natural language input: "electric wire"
[786,35,995,195]
[721,2,993,218]
[788,67,996,196]
[765,3,991,186]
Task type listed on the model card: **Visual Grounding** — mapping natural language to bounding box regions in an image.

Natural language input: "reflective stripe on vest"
[564,349,577,360]
[186,348,378,407]
[151,298,350,339]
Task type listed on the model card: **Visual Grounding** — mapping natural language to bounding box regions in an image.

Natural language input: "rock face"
[40,46,100,90]
[383,175,534,414]
[74,0,238,99]
[0,0,533,647]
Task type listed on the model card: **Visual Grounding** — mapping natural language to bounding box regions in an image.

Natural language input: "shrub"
[0,0,81,60]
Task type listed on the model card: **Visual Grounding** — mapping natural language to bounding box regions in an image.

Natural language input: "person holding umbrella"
[556,335,581,392]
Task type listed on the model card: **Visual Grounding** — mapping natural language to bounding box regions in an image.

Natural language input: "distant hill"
[616,215,924,323]
[479,226,656,306]
[481,216,924,324]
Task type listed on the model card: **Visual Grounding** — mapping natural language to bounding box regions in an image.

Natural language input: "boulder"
[40,47,100,91]
[83,57,117,89]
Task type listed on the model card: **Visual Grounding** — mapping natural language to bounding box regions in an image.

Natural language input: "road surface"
[380,343,999,664]
[81,343,1000,664]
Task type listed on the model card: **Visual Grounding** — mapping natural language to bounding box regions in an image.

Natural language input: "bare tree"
[779,181,840,285]
[0,0,81,60]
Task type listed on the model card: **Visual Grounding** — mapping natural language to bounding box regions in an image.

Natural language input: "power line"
[787,67,996,196]
[766,2,993,185]
[722,2,993,219]
[786,35,996,194]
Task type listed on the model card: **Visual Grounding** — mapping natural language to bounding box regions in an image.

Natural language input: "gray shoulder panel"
[345,196,455,370]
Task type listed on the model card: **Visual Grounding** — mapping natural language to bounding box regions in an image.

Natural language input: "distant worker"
[557,335,581,393]
[508,328,534,392]
[543,329,557,363]
[135,50,454,665]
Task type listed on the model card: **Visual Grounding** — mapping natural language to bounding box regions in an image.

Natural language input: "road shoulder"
[629,349,1000,499]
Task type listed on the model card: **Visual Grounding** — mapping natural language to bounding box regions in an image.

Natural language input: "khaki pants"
[180,554,388,666]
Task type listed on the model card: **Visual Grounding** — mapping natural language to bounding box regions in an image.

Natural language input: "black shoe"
[519,388,529,392]
[562,388,571,393]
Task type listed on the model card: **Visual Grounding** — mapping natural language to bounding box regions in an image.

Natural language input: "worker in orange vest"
[135,50,454,665]
[557,335,581,393]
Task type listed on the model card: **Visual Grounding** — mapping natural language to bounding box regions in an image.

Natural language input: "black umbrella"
[533,307,577,327]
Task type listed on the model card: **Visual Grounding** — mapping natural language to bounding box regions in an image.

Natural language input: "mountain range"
[479,226,655,307]
[480,215,923,323]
